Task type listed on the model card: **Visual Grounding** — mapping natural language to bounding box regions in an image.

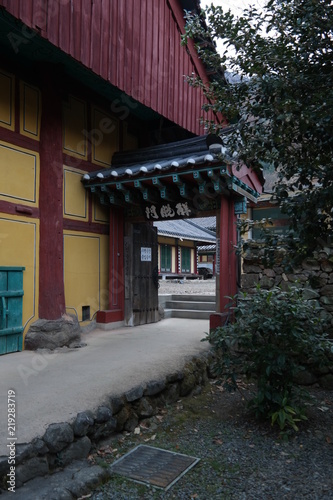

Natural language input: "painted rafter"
[151,177,177,202]
[92,185,125,207]
[192,170,207,194]
[230,178,259,203]
[134,180,160,204]
[172,174,191,199]
[85,165,259,207]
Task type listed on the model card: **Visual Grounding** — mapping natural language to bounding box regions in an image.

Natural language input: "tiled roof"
[155,219,216,243]
[198,244,216,252]
[82,131,263,212]
[83,132,234,183]
[186,216,216,232]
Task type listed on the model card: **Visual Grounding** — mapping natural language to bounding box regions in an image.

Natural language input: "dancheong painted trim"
[82,133,262,218]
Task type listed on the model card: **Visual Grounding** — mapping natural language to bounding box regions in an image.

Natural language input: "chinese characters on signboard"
[145,202,192,220]
[141,247,152,262]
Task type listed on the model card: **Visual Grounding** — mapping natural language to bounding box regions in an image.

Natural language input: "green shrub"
[205,285,333,434]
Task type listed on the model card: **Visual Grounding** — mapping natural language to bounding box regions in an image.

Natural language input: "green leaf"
[183,0,333,260]
[278,409,286,429]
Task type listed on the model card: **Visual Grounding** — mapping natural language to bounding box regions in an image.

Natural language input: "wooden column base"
[96,309,124,323]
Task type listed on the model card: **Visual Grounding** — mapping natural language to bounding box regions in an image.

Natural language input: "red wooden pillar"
[97,207,124,323]
[39,77,66,319]
[219,196,238,311]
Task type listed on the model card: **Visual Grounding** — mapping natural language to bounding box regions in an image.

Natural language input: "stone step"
[163,309,214,320]
[165,300,216,311]
[159,294,216,320]
[170,294,216,303]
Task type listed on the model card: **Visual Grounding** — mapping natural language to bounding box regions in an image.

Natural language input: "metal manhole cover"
[109,444,200,491]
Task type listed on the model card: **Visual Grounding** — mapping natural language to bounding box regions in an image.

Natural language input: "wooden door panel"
[132,223,158,326]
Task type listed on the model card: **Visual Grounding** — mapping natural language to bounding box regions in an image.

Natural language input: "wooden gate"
[124,223,159,326]
[0,267,25,354]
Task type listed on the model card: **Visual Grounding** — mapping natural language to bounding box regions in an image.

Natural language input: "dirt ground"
[91,378,333,499]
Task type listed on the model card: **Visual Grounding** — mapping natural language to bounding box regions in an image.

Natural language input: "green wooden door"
[0,267,25,355]
[160,245,171,272]
[181,247,191,273]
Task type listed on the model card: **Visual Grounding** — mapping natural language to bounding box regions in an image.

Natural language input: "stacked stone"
[0,352,213,491]
[240,240,333,389]
[242,241,333,322]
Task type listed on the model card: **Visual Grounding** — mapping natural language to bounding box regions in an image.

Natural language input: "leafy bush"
[205,285,333,433]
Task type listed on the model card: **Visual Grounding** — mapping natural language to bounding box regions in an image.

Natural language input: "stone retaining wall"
[0,352,214,492]
[241,240,333,388]
[241,241,333,329]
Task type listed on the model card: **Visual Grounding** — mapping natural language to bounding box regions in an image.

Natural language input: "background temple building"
[0,0,263,353]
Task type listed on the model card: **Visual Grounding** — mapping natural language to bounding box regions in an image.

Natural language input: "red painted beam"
[0,127,40,152]
[38,74,66,319]
[98,206,125,323]
[63,219,109,235]
[0,200,39,218]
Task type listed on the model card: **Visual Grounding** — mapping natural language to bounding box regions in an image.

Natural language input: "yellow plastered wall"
[63,96,87,159]
[0,70,15,131]
[92,107,119,167]
[190,248,195,273]
[0,214,39,340]
[93,199,109,224]
[0,141,39,206]
[171,246,176,273]
[63,166,88,220]
[63,231,109,322]
[158,236,176,245]
[180,240,194,248]
[20,81,41,140]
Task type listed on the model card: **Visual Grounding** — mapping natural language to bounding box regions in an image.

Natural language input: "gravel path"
[90,381,333,499]
[158,278,216,296]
